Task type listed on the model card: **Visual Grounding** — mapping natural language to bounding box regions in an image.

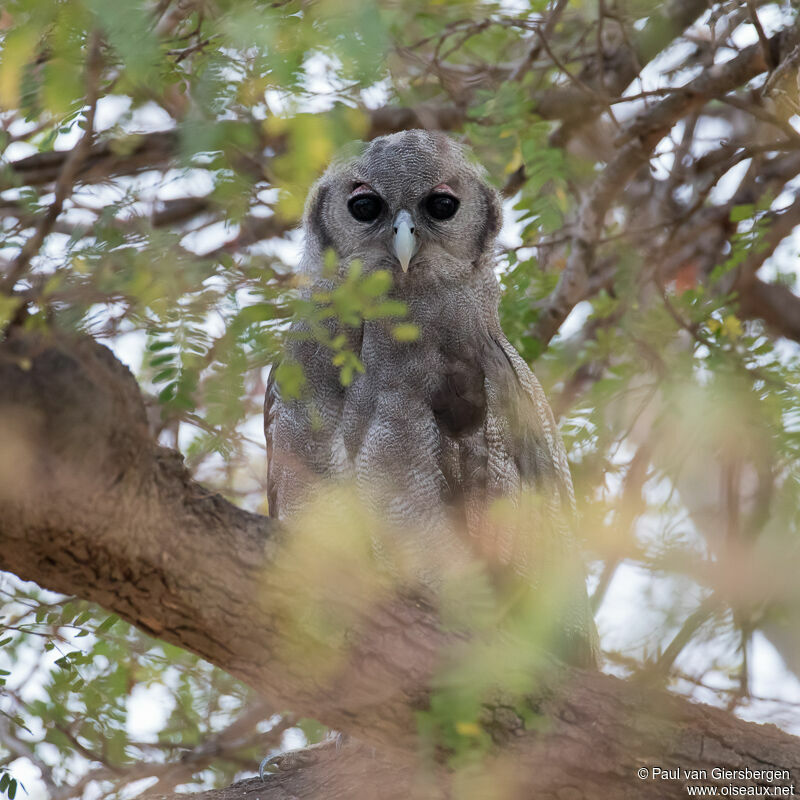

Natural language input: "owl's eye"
[348,193,383,223]
[425,193,460,221]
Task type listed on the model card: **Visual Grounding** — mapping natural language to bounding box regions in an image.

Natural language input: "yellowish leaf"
[721,314,743,340]
[455,721,482,737]
[504,146,523,175]
[391,323,420,342]
[0,29,37,109]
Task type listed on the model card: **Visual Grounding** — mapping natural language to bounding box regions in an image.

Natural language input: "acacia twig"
[1,33,103,293]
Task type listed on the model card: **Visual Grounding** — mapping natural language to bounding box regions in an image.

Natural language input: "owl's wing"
[491,333,574,507]
[263,365,281,519]
[264,352,351,520]
[481,333,598,667]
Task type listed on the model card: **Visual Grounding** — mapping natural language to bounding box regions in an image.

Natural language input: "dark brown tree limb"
[0,130,179,192]
[176,670,800,800]
[1,331,799,799]
[739,277,800,342]
[0,105,465,195]
[731,194,800,339]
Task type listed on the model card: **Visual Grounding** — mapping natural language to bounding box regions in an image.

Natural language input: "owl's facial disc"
[392,209,418,272]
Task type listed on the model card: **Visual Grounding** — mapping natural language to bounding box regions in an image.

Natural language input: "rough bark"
[0,331,798,798]
[168,671,800,800]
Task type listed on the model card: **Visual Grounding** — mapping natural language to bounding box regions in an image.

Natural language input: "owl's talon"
[259,755,275,781]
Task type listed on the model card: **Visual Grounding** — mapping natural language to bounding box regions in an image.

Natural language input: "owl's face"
[304,130,502,287]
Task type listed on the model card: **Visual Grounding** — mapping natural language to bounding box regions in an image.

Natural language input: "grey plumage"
[265,130,597,667]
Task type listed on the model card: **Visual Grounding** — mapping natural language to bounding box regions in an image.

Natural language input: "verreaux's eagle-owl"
[264,130,597,667]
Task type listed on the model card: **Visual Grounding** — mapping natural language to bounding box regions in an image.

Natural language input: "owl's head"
[302,130,502,285]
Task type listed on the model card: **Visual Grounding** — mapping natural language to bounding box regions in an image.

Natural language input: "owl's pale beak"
[393,210,417,272]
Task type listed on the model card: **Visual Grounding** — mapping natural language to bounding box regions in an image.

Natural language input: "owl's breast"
[341,311,493,461]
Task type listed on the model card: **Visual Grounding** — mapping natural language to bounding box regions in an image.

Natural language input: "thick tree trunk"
[0,331,798,799]
[172,674,800,800]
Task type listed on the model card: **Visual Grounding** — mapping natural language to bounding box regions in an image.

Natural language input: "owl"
[265,130,597,667]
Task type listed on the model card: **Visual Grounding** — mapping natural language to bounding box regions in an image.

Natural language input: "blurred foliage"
[0,0,800,797]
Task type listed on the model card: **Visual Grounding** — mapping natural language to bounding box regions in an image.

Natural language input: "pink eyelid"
[348,182,458,198]
[349,183,375,198]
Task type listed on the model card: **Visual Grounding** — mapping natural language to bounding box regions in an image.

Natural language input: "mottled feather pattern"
[263,367,279,518]
[265,130,598,666]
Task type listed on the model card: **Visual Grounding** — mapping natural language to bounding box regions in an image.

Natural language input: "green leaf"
[274,361,305,399]
[153,367,178,383]
[730,204,754,222]
[97,613,120,633]
[359,269,392,297]
[296,718,328,745]
[391,323,419,342]
[84,0,161,84]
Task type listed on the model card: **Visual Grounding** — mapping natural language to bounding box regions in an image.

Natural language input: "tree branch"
[1,331,799,798]
[194,677,800,799]
[0,105,465,195]
[537,0,711,146]
[739,276,800,342]
[530,22,800,348]
[1,32,102,292]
